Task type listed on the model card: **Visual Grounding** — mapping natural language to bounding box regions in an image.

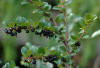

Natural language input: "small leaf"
[59,46,66,52]
[2,63,11,68]
[42,2,51,11]
[21,47,27,56]
[38,47,45,55]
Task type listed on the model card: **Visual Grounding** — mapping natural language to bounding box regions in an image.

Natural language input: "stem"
[63,0,70,54]
[78,19,93,41]
[64,8,68,41]
[29,0,33,3]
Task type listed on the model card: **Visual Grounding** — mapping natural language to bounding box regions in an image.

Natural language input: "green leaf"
[38,47,45,55]
[55,14,65,23]
[33,1,43,6]
[2,63,11,68]
[10,61,16,68]
[59,46,66,52]
[30,45,38,55]
[25,50,32,57]
[21,47,27,56]
[42,2,51,11]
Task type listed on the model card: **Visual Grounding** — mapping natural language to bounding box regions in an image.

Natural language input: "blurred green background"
[0,0,100,68]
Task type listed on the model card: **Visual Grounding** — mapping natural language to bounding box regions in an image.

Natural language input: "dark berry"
[26,30,29,33]
[48,55,54,62]
[42,30,46,33]
[32,60,36,64]
[16,26,21,33]
[55,35,57,38]
[30,55,33,57]
[53,55,58,61]
[49,33,53,37]
[35,26,39,29]
[10,33,14,36]
[75,41,80,46]
[13,32,17,36]
[14,24,16,26]
[47,30,51,33]
[13,27,16,30]
[62,63,65,67]
[24,59,27,62]
[35,31,40,35]
[61,57,66,62]
[51,62,58,68]
[17,30,21,33]
[8,30,12,34]
[23,26,27,29]
[31,28,35,32]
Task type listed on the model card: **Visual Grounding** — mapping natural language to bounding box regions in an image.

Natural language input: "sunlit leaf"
[91,30,100,38]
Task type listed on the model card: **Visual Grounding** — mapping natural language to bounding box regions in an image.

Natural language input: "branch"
[29,0,70,54]
[50,9,70,54]
[78,19,93,41]
[64,8,68,41]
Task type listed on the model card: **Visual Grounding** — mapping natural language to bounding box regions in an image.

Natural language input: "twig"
[64,8,69,41]
[29,0,33,3]
[78,19,93,41]
[29,0,70,54]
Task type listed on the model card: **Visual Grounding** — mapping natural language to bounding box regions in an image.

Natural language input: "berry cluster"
[35,29,55,38]
[43,55,58,63]
[24,55,59,68]
[4,26,30,36]
[23,55,67,68]
[61,57,67,63]
[4,25,55,38]
[24,55,58,64]
[24,56,36,64]
[75,41,80,46]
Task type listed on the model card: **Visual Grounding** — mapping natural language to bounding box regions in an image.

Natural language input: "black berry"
[32,60,36,64]
[13,27,16,30]
[61,57,66,62]
[13,32,17,36]
[51,62,58,68]
[10,33,15,36]
[23,26,27,29]
[53,55,58,61]
[31,28,35,32]
[17,29,21,33]
[35,26,39,29]
[75,41,80,46]
[8,30,12,34]
[16,26,21,33]
[24,59,27,62]
[26,30,29,33]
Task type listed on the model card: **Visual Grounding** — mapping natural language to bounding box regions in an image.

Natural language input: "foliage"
[0,0,100,68]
